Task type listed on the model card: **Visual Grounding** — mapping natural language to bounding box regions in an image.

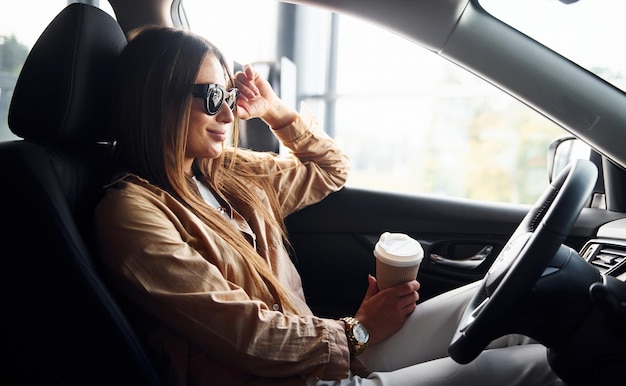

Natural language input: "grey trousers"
[310,281,565,386]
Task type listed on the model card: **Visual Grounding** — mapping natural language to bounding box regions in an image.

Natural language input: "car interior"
[2,1,626,385]
[2,5,162,385]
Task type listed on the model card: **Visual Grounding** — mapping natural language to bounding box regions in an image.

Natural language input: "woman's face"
[184,53,234,172]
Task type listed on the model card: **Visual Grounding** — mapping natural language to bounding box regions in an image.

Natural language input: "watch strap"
[340,316,368,357]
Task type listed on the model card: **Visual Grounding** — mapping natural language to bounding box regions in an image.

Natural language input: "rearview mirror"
[547,136,591,183]
[548,136,606,209]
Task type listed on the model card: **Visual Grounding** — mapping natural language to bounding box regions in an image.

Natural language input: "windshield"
[479,0,626,93]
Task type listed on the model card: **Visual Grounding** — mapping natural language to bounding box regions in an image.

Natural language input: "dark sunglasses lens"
[225,90,237,111]
[207,87,224,115]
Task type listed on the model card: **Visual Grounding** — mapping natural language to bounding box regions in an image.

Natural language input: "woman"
[95,26,563,386]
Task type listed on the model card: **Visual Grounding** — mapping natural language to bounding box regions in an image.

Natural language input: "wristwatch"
[340,316,369,357]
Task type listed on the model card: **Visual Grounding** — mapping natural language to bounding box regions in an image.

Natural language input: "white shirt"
[192,176,229,218]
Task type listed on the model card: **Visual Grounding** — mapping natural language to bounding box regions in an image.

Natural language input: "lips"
[207,129,227,142]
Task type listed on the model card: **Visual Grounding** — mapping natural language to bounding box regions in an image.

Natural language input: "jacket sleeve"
[254,102,351,217]
[94,183,351,380]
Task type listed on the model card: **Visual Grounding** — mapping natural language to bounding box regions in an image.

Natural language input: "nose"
[215,103,234,124]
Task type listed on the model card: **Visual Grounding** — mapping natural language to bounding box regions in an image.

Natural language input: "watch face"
[353,324,369,343]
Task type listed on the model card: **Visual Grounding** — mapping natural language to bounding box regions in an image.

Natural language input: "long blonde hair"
[112,26,298,313]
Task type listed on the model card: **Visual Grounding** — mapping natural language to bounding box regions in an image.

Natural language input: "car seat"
[1,4,162,385]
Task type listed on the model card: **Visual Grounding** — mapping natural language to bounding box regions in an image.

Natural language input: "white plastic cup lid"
[374,232,424,267]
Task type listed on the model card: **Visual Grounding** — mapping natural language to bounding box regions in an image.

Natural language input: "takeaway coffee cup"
[374,232,424,290]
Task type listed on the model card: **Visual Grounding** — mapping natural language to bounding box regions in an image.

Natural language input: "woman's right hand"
[354,275,420,345]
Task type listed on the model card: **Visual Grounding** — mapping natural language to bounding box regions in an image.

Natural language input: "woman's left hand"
[234,64,277,120]
[234,64,297,128]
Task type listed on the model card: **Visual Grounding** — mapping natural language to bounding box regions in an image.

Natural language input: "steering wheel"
[448,158,598,364]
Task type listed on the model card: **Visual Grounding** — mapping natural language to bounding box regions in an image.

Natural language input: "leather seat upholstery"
[1,4,162,385]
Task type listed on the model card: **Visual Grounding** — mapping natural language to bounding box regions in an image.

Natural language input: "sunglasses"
[191,83,238,116]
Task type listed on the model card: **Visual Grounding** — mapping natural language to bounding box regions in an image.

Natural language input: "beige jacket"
[94,106,352,386]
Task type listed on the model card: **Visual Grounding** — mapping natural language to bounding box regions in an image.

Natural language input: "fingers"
[365,280,420,315]
[234,73,258,102]
[384,280,420,296]
[382,280,420,317]
[243,63,257,79]
[234,65,261,101]
[400,291,419,313]
[363,275,379,300]
[356,295,416,345]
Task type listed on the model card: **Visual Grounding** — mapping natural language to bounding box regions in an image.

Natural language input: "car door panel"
[286,186,604,319]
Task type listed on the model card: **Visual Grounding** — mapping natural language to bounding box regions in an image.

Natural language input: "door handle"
[430,245,493,269]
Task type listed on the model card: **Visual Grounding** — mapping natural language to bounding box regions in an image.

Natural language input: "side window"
[0,0,115,142]
[332,15,568,204]
[182,0,278,67]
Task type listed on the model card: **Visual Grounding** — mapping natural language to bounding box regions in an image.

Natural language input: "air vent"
[581,241,626,276]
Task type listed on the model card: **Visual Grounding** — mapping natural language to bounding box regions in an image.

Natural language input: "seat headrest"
[8,3,126,143]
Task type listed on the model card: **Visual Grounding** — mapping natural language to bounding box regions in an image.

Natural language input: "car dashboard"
[580,218,626,281]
